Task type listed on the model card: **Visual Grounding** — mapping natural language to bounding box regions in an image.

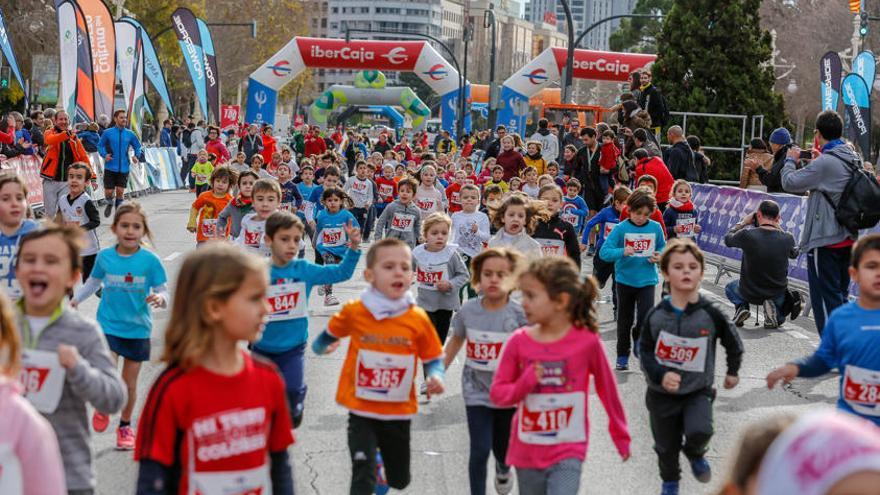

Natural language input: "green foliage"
[652,0,786,180]
[609,0,673,53]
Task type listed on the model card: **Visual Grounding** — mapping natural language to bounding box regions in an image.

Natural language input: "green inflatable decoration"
[354,70,386,89]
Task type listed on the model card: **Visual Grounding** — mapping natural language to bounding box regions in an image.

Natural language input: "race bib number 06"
[19,349,66,414]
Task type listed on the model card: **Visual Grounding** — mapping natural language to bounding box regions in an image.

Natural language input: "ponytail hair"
[521,256,599,332]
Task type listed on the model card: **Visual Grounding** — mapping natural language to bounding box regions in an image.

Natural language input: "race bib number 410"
[518,392,586,445]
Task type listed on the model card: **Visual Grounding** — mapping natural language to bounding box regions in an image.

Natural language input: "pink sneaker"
[92,412,110,433]
[116,425,136,450]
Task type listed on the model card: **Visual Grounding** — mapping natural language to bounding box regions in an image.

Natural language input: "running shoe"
[324,294,340,306]
[660,481,679,495]
[317,286,325,296]
[587,244,596,256]
[763,300,779,329]
[690,457,711,483]
[116,425,136,450]
[733,306,750,327]
[494,470,514,495]
[615,356,629,371]
[789,291,803,321]
[103,202,113,218]
[92,412,110,433]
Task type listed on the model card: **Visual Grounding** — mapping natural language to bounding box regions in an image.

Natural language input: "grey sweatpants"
[41,179,69,219]
[516,457,583,495]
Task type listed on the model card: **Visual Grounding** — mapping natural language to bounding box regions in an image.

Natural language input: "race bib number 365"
[355,349,415,403]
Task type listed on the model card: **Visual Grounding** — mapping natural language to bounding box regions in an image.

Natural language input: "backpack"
[182,129,193,149]
[822,150,880,235]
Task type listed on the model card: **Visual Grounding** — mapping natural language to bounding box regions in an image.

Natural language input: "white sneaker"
[324,294,340,306]
[494,470,514,495]
[317,286,325,296]
[763,300,779,329]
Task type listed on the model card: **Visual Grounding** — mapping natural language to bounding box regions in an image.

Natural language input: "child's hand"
[426,375,444,397]
[57,344,80,370]
[723,375,739,389]
[766,364,798,389]
[344,221,362,250]
[325,340,340,354]
[649,252,661,264]
[435,280,452,292]
[579,243,587,252]
[187,225,196,233]
[534,362,545,381]
[470,223,478,233]
[146,293,165,309]
[661,371,681,393]
[694,224,702,233]
[623,245,635,257]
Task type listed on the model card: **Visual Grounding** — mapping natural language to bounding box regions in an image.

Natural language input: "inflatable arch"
[335,106,405,129]
[497,48,656,134]
[245,37,470,134]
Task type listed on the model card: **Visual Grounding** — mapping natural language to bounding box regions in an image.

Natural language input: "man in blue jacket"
[159,119,173,148]
[98,109,144,217]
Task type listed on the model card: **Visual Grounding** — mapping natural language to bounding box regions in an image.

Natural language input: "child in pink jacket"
[490,256,630,493]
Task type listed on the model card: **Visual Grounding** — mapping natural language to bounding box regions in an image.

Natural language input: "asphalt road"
[86,190,838,495]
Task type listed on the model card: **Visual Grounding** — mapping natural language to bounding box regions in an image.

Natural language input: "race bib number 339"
[624,233,655,257]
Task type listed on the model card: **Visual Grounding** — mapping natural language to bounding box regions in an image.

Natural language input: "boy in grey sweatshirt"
[374,177,422,248]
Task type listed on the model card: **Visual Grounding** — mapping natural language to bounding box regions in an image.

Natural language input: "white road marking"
[163,251,181,262]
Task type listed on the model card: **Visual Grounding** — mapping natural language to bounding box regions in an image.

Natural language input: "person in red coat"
[495,135,526,181]
[259,125,278,165]
[205,126,231,164]
[633,149,675,208]
[304,127,327,158]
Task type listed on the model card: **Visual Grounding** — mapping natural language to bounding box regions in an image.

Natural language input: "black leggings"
[82,254,97,282]
[615,283,654,358]
[348,413,411,494]
[427,309,453,345]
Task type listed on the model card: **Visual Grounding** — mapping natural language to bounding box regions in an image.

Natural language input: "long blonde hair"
[0,292,20,376]
[162,243,267,369]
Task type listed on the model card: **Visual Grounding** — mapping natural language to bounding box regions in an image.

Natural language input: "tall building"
[524,0,636,50]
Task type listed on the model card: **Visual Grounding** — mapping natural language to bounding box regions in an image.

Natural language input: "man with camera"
[724,200,799,328]
[781,110,858,334]
[40,110,90,218]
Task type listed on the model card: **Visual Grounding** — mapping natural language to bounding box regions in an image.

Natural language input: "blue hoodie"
[98,126,143,174]
[582,205,621,249]
[599,218,666,288]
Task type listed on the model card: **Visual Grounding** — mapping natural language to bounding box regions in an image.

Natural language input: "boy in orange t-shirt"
[312,238,444,494]
[187,166,234,244]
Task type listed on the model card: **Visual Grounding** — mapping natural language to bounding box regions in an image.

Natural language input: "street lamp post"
[484,4,498,128]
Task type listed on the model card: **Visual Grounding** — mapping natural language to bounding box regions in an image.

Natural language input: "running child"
[520,166,540,199]
[524,141,546,176]
[236,179,282,257]
[187,167,233,245]
[307,165,342,219]
[249,154,273,180]
[375,163,398,221]
[0,175,38,299]
[533,184,581,268]
[230,151,250,176]
[583,186,632,316]
[253,211,361,428]
[508,177,523,194]
[73,202,169,449]
[135,243,295,495]
[277,162,303,212]
[766,233,880,426]
[311,238,445,494]
[415,164,446,219]
[343,160,375,233]
[315,187,359,306]
[217,170,256,240]
[58,162,101,280]
[451,184,492,297]
[191,149,214,195]
[663,179,702,240]
[639,239,743,495]
[297,165,319,244]
[412,213,469,347]
[600,188,667,370]
[561,179,589,234]
[546,162,566,189]
[486,166,509,194]
[490,256,630,494]
[16,225,125,492]
[621,177,668,238]
[487,193,545,258]
[446,169,466,214]
[0,291,67,495]
[375,177,421,249]
[443,248,527,495]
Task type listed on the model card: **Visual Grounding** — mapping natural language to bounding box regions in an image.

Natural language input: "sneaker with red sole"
[92,412,110,432]
[116,425,136,450]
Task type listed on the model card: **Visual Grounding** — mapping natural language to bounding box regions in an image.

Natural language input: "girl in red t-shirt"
[135,244,295,495]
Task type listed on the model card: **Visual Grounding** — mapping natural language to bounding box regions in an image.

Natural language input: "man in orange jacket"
[40,110,91,217]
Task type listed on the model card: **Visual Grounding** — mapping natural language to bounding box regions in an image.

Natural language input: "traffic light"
[861,11,869,37]
[0,67,9,89]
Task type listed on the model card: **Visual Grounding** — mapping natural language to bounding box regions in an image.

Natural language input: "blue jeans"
[806,246,851,334]
[724,280,786,324]
[465,406,515,495]
[253,343,307,425]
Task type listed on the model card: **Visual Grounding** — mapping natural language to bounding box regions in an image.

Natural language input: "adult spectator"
[28,110,45,152]
[561,118,583,151]
[611,92,642,130]
[159,120,173,147]
[632,148,675,208]
[755,127,793,193]
[259,125,278,165]
[724,200,799,329]
[0,115,23,157]
[394,135,414,162]
[78,122,101,153]
[374,133,393,155]
[304,126,327,158]
[238,124,264,164]
[663,126,698,181]
[781,110,860,333]
[291,124,307,158]
[740,138,773,189]
[687,135,711,184]
[435,130,456,154]
[205,126,231,164]
[574,127,604,212]
[632,127,662,158]
[485,125,507,159]
[637,70,669,134]
[180,122,200,191]
[40,110,90,217]
[10,112,34,155]
[96,114,111,133]
[459,133,473,158]
[99,109,144,217]
[530,118,559,163]
[495,135,526,180]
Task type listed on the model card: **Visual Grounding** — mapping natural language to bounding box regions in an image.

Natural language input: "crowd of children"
[0,128,878,495]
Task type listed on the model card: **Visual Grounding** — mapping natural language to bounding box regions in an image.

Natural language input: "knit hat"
[756,410,880,495]
[769,128,792,145]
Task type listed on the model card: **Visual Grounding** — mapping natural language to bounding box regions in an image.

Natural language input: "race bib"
[201,219,217,238]
[391,213,415,232]
[379,184,394,198]
[280,202,292,212]
[561,211,578,226]
[355,349,415,402]
[624,233,655,257]
[654,331,709,373]
[195,174,207,183]
[19,349,66,414]
[465,329,509,371]
[538,238,565,257]
[416,263,447,290]
[676,217,696,237]
[416,198,436,212]
[518,392,586,445]
[299,201,315,219]
[266,282,307,322]
[604,222,617,238]
[243,228,262,247]
[190,462,270,495]
[321,227,346,247]
[451,191,461,205]
[843,364,880,416]
[352,181,367,192]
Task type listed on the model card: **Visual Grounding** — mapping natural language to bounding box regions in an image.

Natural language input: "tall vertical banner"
[853,50,876,95]
[129,33,146,138]
[57,1,79,116]
[819,51,842,112]
[115,21,145,136]
[842,73,872,159]
[0,7,25,91]
[78,0,116,119]
[120,16,174,115]
[196,19,220,124]
[171,8,208,119]
[57,0,96,123]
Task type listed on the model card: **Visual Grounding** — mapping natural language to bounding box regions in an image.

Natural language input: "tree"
[652,0,786,180]
[609,0,673,53]
[398,72,441,110]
